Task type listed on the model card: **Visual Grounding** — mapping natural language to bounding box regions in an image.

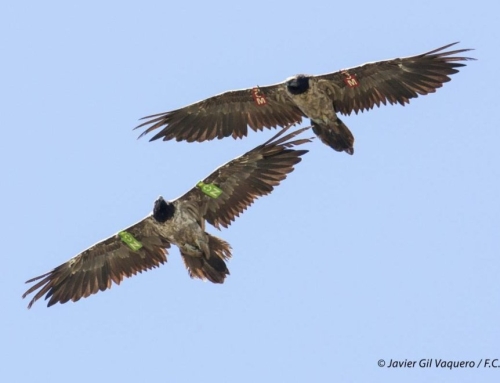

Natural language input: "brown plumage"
[136,42,474,154]
[23,126,312,308]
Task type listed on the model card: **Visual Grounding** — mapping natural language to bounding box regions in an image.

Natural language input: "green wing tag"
[119,231,143,251]
[197,181,222,199]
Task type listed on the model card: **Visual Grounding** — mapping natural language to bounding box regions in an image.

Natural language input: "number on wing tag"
[119,231,143,251]
[197,181,222,198]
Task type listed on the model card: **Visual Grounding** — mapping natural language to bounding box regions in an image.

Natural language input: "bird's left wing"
[177,125,312,229]
[315,42,475,115]
[23,216,170,308]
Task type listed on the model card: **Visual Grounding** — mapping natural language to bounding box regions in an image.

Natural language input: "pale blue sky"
[2,1,498,382]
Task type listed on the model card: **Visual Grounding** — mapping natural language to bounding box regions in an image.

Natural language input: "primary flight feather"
[136,42,474,154]
[23,126,311,308]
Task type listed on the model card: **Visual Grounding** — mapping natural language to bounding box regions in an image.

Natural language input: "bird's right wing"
[135,84,304,142]
[22,216,171,308]
[178,125,312,229]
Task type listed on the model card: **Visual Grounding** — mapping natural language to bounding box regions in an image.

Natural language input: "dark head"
[153,196,175,223]
[286,75,310,95]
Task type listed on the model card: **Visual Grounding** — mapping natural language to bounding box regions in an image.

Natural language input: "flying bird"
[23,126,311,308]
[136,42,474,155]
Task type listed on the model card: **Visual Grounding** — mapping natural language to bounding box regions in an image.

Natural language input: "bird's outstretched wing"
[135,84,304,142]
[315,42,475,115]
[178,125,312,229]
[23,217,170,308]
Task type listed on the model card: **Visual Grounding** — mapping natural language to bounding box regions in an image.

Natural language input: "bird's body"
[154,199,207,256]
[136,43,474,154]
[152,197,231,283]
[285,76,355,153]
[23,126,311,308]
[286,77,335,123]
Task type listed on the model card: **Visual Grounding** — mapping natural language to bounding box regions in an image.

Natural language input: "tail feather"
[181,234,232,284]
[312,119,354,155]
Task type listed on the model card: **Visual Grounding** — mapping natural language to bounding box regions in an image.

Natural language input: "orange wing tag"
[251,87,267,106]
[341,71,359,88]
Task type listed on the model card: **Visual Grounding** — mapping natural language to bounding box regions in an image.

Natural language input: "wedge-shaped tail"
[181,234,232,284]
